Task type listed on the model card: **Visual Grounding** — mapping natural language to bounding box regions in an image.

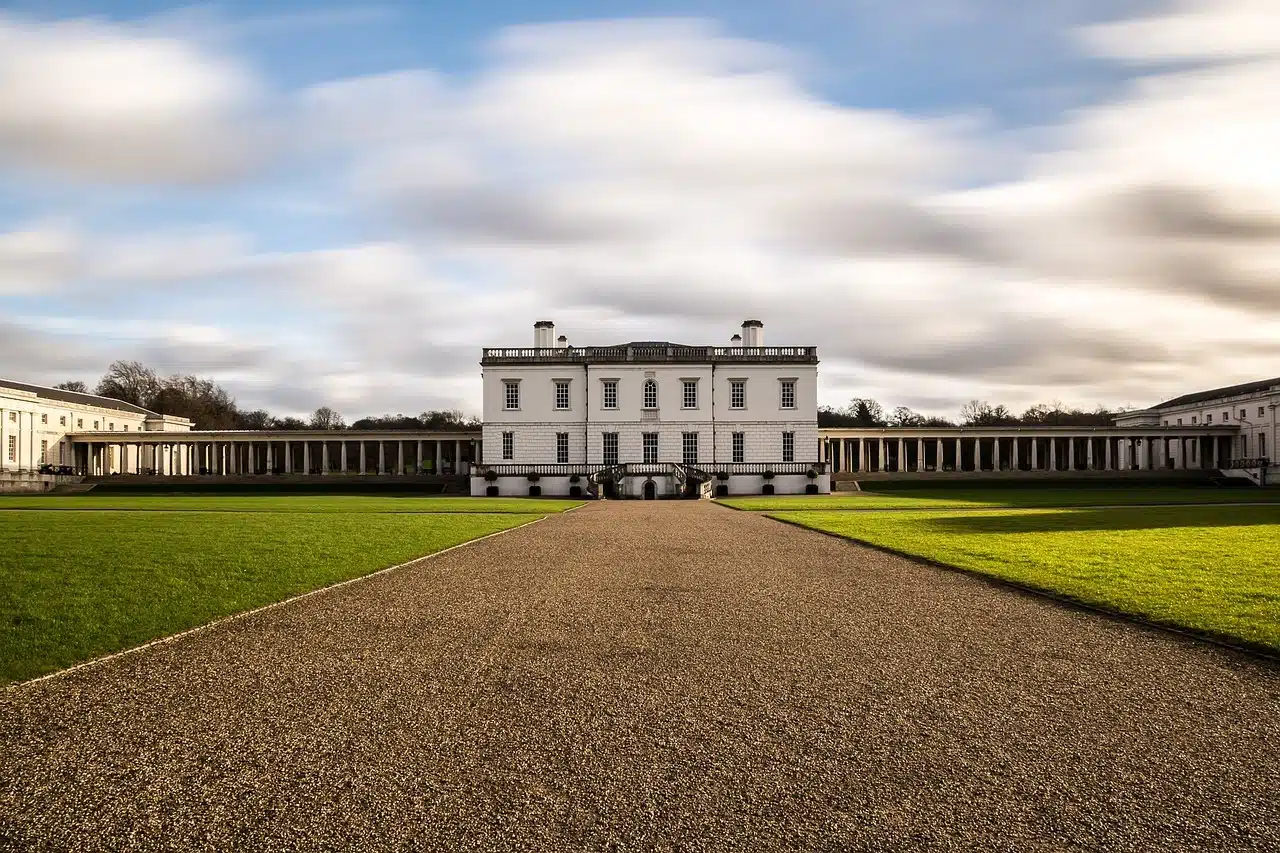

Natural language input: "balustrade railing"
[481,345,818,364]
[1224,457,1271,469]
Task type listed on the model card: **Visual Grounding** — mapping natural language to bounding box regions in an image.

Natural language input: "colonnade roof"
[67,429,483,441]
[819,425,1240,437]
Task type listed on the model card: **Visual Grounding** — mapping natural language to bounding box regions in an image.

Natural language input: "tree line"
[53,361,479,432]
[818,398,1118,428]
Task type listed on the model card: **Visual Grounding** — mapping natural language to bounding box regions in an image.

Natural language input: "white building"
[474,320,831,498]
[1115,377,1278,464]
[0,379,193,480]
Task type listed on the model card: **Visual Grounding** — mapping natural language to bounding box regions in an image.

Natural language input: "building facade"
[475,320,830,497]
[1,380,193,476]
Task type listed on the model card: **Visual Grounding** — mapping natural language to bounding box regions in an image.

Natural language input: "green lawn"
[1,503,555,684]
[0,495,582,513]
[721,487,1280,511]
[773,505,1280,652]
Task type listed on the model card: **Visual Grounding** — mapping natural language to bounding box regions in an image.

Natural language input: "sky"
[1,0,1277,420]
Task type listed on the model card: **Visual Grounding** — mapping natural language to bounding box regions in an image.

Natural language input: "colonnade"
[74,436,481,477]
[822,433,1237,475]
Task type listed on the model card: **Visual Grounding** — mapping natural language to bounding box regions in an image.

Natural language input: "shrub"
[527,472,540,482]
[806,468,818,479]
[716,471,729,481]
[762,470,775,480]
[483,470,498,482]
[569,474,580,483]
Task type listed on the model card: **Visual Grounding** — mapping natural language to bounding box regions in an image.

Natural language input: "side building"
[475,320,831,498]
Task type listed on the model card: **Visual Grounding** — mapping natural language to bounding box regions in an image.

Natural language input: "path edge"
[7,513,554,692]
[766,513,1280,666]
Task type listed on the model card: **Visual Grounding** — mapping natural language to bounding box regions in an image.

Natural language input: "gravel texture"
[2,500,1278,852]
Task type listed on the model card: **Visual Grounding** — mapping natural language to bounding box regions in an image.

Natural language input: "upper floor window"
[77,419,83,428]
[1206,414,1212,424]
[7,412,14,422]
[732,431,745,463]
[556,432,569,464]
[1176,418,1183,426]
[41,413,48,424]
[643,379,658,409]
[7,435,15,461]
[782,431,795,463]
[501,431,514,460]
[1224,411,1230,421]
[59,415,66,426]
[1260,407,1266,418]
[602,432,619,465]
[1190,416,1197,424]
[93,420,99,429]
[109,422,115,431]
[124,424,130,431]
[602,380,618,410]
[503,380,520,410]
[730,380,745,409]
[1240,409,1247,420]
[780,380,796,410]
[1163,420,1169,426]
[554,380,570,411]
[682,380,698,409]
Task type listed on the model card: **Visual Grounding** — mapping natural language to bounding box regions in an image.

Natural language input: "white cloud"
[0,14,268,183]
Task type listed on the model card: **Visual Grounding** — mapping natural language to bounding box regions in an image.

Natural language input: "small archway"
[643,479,657,500]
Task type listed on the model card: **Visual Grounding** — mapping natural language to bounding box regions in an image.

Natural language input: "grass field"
[721,487,1280,511]
[1,497,575,684]
[0,495,581,513]
[772,505,1280,652]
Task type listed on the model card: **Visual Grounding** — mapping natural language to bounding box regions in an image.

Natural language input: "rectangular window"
[782,431,795,462]
[682,380,698,409]
[1224,411,1230,421]
[109,422,115,431]
[1163,420,1168,426]
[682,432,698,465]
[643,379,658,409]
[40,440,48,461]
[554,380,570,411]
[7,436,15,462]
[77,419,83,429]
[1241,409,1247,420]
[501,431,514,460]
[602,432,618,465]
[93,421,99,429]
[642,432,659,464]
[730,380,745,409]
[1260,407,1266,418]
[556,432,569,464]
[1260,433,1268,458]
[780,380,796,410]
[7,412,14,422]
[1177,418,1183,426]
[1190,416,1197,424]
[504,381,520,410]
[602,380,618,410]
[59,415,66,426]
[41,413,47,424]
[732,432,745,463]
[1206,414,1212,424]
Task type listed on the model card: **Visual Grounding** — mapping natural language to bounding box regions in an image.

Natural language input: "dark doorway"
[643,479,657,500]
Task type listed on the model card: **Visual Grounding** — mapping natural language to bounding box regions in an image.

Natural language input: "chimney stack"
[730,333,742,347]
[741,319,763,348]
[534,320,555,348]
[556,335,568,348]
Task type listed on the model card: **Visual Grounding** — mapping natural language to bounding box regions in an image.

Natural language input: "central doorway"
[642,479,657,500]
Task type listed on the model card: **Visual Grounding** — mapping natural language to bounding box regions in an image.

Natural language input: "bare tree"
[95,361,160,407]
[310,406,345,430]
[54,380,88,392]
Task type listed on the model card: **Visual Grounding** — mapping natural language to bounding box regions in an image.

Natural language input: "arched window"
[643,379,658,409]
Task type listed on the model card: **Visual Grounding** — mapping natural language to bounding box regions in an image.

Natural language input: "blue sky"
[1,0,1277,419]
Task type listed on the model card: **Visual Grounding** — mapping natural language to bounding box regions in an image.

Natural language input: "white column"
[1105,437,1112,471]
[935,439,943,472]
[1087,439,1094,470]
[435,440,442,474]
[1049,439,1057,472]
[1208,436,1217,469]
[895,438,903,472]
[857,439,865,473]
[282,441,291,474]
[303,441,312,475]
[340,442,348,474]
[378,441,386,474]
[993,437,1001,471]
[359,442,367,474]
[398,440,406,474]
[954,438,962,471]
[416,440,424,474]
[456,439,464,473]
[267,443,274,473]
[916,438,924,472]
[321,442,330,475]
[1068,439,1076,471]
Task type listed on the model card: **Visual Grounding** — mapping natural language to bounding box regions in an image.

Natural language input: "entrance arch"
[642,479,657,500]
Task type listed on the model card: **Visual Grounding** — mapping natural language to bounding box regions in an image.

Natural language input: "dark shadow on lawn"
[925,506,1280,534]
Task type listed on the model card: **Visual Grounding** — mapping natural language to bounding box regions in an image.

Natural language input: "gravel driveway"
[2,501,1278,851]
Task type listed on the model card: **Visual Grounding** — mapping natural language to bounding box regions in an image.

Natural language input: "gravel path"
[2,501,1278,851]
